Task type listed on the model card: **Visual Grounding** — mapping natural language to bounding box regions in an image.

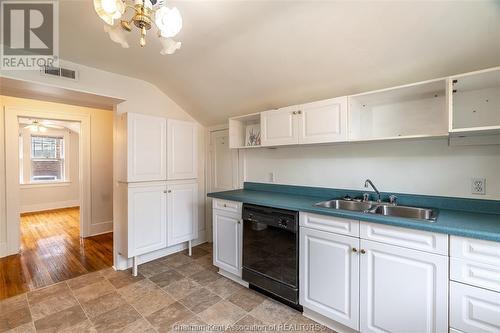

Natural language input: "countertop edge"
[208,192,500,243]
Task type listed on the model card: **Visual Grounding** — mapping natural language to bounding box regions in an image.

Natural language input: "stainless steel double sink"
[315,199,438,222]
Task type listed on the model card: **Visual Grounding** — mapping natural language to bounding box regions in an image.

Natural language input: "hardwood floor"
[0,207,113,300]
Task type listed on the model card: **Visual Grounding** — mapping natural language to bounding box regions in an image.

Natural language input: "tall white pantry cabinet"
[116,113,198,275]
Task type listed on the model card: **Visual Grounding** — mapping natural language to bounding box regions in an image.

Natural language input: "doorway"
[206,128,240,241]
[1,97,114,300]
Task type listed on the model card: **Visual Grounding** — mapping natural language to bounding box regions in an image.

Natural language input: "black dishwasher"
[242,203,300,309]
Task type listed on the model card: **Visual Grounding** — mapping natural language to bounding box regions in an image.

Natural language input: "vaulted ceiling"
[59,1,500,125]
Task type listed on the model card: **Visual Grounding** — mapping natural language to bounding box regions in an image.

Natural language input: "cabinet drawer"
[450,236,500,267]
[299,212,359,237]
[212,199,242,214]
[451,258,500,293]
[360,222,448,255]
[450,281,500,333]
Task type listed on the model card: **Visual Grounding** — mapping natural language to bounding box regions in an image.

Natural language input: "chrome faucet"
[364,179,381,202]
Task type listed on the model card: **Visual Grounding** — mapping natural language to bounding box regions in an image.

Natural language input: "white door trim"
[4,106,91,256]
[205,125,239,242]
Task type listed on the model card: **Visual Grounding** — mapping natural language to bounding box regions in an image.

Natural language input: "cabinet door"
[300,227,360,330]
[213,210,242,276]
[167,182,198,246]
[450,281,500,333]
[360,239,448,333]
[167,120,198,180]
[261,106,299,146]
[128,113,167,182]
[128,184,167,257]
[298,96,348,144]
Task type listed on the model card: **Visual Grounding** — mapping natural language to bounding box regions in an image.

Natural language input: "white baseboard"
[0,242,7,258]
[20,200,80,214]
[116,230,207,271]
[88,220,113,236]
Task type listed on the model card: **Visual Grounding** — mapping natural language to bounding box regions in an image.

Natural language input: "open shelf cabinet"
[450,67,500,135]
[348,79,448,141]
[228,113,262,148]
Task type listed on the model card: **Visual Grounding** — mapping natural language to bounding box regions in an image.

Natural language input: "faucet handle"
[362,193,370,202]
[389,195,398,205]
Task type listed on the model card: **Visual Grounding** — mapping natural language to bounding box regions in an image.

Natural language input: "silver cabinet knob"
[297,110,302,114]
[167,190,172,193]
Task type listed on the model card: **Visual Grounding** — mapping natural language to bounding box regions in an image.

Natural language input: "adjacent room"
[0,95,114,299]
[0,1,499,333]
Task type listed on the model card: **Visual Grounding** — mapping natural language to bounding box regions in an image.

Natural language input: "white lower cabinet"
[213,208,242,277]
[450,281,500,333]
[359,239,448,333]
[449,236,500,333]
[166,181,198,246]
[300,217,449,333]
[300,227,360,330]
[127,183,168,257]
[120,181,198,260]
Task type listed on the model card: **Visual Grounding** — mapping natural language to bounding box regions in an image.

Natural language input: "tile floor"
[0,243,334,333]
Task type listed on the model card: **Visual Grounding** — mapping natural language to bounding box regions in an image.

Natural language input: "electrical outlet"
[269,172,275,183]
[471,177,486,195]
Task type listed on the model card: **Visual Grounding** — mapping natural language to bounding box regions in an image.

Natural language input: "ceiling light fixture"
[93,0,182,55]
[25,120,48,133]
[24,120,65,133]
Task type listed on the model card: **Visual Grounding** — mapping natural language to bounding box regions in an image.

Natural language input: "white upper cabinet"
[349,79,448,141]
[125,113,167,182]
[228,113,261,149]
[166,181,198,246]
[261,106,299,146]
[167,119,198,180]
[230,66,500,148]
[298,97,348,144]
[359,239,448,333]
[450,67,500,135]
[127,182,167,257]
[261,98,348,147]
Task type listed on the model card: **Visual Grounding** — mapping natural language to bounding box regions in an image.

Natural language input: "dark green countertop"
[208,183,500,242]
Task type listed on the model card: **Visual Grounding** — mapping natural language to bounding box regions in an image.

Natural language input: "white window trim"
[20,128,71,185]
[20,182,72,189]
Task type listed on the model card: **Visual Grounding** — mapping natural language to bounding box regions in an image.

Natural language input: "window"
[30,135,65,181]
[19,129,70,185]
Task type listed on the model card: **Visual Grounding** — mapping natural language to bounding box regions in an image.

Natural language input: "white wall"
[0,60,207,264]
[20,128,80,213]
[243,138,500,200]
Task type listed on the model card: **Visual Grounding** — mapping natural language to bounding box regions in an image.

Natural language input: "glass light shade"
[104,24,130,48]
[159,37,181,55]
[155,7,182,38]
[26,123,47,132]
[94,0,125,25]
